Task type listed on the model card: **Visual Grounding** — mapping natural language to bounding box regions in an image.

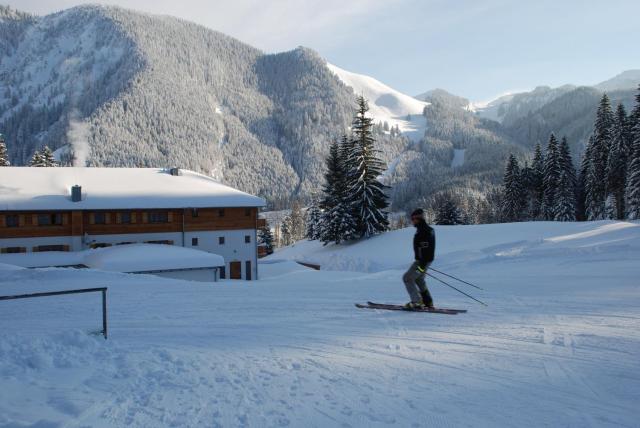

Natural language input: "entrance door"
[230,261,242,279]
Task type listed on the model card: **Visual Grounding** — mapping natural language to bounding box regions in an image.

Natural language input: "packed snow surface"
[1,221,639,427]
[327,63,428,140]
[0,167,265,210]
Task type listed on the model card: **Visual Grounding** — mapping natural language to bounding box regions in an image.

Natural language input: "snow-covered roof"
[0,167,265,211]
[0,243,225,272]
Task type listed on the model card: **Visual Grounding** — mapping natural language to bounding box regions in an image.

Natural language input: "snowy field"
[1,221,639,427]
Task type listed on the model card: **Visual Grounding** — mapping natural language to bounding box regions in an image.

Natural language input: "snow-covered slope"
[1,221,639,426]
[327,63,429,140]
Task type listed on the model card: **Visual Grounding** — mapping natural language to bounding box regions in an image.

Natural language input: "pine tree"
[30,150,45,167]
[345,96,389,238]
[434,193,463,225]
[0,135,9,166]
[554,137,577,221]
[319,138,357,245]
[626,87,640,219]
[541,134,561,220]
[585,94,615,220]
[603,104,629,219]
[41,146,57,166]
[501,154,524,222]
[530,143,545,219]
[305,197,322,240]
[554,169,577,221]
[258,220,275,255]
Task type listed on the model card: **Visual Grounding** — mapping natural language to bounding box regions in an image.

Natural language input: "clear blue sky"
[9,0,640,101]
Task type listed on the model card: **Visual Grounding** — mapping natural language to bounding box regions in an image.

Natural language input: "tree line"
[500,86,640,222]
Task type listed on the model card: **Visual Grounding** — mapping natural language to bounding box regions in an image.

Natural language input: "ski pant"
[403,261,432,303]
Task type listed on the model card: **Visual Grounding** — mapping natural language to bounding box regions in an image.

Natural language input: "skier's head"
[410,208,425,226]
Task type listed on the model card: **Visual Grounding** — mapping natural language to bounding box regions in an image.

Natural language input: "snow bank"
[270,221,640,273]
[83,244,224,272]
[0,244,224,272]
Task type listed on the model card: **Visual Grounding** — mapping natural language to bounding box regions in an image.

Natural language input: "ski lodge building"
[0,167,265,280]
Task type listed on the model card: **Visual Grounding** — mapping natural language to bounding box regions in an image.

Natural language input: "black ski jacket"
[413,221,435,268]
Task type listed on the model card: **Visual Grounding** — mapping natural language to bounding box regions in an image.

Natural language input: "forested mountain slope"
[0,5,384,205]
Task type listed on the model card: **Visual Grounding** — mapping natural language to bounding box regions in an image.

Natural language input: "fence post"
[102,288,108,339]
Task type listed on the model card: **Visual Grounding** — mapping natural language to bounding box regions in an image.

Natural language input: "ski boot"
[420,291,434,309]
[404,301,425,310]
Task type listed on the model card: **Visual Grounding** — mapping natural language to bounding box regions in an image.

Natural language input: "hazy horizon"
[6,0,640,101]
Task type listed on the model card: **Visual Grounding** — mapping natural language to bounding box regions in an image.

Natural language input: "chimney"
[71,185,82,202]
[169,167,181,176]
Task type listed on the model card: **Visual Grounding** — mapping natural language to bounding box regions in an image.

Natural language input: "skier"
[403,209,435,309]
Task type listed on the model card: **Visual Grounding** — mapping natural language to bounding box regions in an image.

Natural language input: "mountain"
[423,70,640,155]
[0,5,376,206]
[595,69,640,92]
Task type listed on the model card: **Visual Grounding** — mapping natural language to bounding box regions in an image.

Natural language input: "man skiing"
[403,209,435,309]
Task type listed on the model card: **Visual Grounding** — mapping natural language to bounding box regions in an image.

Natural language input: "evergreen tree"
[284,201,306,243]
[29,150,46,167]
[0,135,9,166]
[258,220,275,255]
[554,136,577,221]
[305,197,322,240]
[554,169,577,221]
[530,143,545,219]
[625,85,640,219]
[345,96,389,238]
[606,104,630,219]
[626,88,640,219]
[585,94,615,220]
[319,138,357,245]
[501,154,524,222]
[41,145,57,167]
[434,193,463,225]
[541,134,561,220]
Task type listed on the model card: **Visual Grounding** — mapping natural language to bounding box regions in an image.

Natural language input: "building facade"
[0,167,265,280]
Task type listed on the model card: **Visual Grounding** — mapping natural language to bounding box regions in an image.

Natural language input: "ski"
[367,302,467,313]
[355,302,466,315]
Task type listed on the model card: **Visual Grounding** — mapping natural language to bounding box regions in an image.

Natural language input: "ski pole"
[427,272,488,306]
[429,267,484,290]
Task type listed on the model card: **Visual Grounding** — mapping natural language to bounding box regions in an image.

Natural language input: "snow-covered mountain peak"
[326,62,428,140]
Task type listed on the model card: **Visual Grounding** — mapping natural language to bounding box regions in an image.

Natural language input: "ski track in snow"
[1,221,639,427]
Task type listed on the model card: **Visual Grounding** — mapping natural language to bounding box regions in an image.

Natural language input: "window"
[218,236,225,245]
[145,240,174,245]
[219,266,226,279]
[5,215,18,228]
[120,212,132,224]
[149,211,169,223]
[245,208,251,216]
[34,245,68,252]
[94,212,106,225]
[191,208,198,218]
[38,213,62,226]
[192,237,199,246]
[1,247,25,254]
[218,209,225,217]
[245,235,251,243]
